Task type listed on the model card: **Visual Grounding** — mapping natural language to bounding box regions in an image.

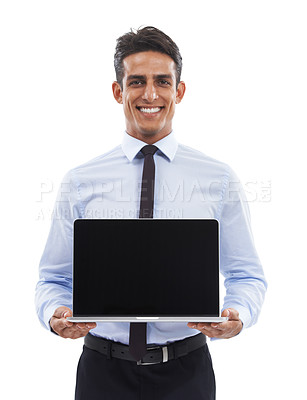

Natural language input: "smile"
[136,106,164,114]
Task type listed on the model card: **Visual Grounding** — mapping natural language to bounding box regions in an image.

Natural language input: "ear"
[175,81,186,104]
[112,81,123,104]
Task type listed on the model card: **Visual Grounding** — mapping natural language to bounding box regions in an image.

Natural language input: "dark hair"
[114,26,182,89]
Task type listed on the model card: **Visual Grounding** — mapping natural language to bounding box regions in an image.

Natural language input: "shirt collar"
[121,130,178,162]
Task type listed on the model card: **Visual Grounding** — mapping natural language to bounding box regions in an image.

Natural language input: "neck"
[126,130,172,144]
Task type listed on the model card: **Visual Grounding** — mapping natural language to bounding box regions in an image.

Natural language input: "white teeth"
[139,107,161,114]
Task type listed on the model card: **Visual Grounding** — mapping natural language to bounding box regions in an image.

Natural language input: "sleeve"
[217,166,268,332]
[34,171,82,331]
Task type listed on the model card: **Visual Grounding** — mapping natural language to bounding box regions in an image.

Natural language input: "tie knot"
[140,145,158,157]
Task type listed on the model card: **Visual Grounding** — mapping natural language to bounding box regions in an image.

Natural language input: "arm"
[188,166,267,338]
[34,171,96,338]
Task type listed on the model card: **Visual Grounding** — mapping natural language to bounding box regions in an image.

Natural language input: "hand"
[187,308,243,339]
[50,306,97,339]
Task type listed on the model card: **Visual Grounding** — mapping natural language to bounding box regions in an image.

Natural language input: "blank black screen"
[73,219,219,316]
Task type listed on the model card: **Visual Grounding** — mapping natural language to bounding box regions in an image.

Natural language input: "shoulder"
[62,144,123,184]
[176,142,235,178]
[74,144,122,171]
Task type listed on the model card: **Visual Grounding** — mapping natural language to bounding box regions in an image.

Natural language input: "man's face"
[112,51,185,143]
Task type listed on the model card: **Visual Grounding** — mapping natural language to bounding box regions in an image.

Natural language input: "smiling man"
[35,27,267,400]
[112,50,185,142]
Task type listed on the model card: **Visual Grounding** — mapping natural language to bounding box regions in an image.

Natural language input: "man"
[35,26,267,399]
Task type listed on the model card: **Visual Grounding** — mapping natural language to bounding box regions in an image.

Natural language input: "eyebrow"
[126,74,173,81]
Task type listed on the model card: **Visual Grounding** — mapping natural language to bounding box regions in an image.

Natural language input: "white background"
[1,1,306,399]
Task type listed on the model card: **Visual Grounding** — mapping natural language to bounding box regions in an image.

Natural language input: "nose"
[142,82,158,102]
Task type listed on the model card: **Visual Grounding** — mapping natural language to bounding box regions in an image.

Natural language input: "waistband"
[84,333,206,366]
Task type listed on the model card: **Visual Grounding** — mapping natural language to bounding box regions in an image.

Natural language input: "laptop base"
[67,316,228,323]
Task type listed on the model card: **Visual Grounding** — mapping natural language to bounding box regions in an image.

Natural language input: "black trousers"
[75,343,216,400]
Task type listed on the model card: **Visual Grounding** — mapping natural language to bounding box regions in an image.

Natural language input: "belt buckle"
[137,346,169,366]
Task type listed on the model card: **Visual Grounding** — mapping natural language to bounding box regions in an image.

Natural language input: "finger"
[211,322,223,330]
[212,321,241,336]
[222,308,239,320]
[62,322,92,336]
[86,323,97,329]
[63,320,74,328]
[188,322,210,329]
[76,323,92,330]
[197,325,223,338]
[53,317,73,332]
[53,306,72,319]
[62,326,89,339]
[75,322,96,329]
[201,321,229,332]
[196,319,243,339]
[193,323,218,333]
[57,320,95,335]
[196,323,213,330]
[52,312,74,331]
[211,320,233,330]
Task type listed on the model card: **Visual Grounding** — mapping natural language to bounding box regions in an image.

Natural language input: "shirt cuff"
[43,304,59,331]
[49,319,59,335]
[232,305,251,331]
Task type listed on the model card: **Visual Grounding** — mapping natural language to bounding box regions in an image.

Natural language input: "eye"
[129,80,145,86]
[158,80,171,86]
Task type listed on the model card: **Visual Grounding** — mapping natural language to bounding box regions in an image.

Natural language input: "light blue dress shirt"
[35,131,267,345]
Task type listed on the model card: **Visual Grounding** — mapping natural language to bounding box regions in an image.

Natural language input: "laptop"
[67,218,227,323]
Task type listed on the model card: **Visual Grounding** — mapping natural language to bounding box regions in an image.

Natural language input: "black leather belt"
[84,333,206,366]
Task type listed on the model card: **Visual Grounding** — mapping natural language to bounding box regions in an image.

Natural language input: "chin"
[139,126,164,136]
[140,130,160,137]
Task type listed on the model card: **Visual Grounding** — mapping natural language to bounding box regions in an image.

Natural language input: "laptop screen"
[73,219,219,317]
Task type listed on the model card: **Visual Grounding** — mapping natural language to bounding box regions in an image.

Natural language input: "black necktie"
[129,144,158,362]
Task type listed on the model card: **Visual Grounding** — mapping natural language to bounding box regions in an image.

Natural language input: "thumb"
[222,308,239,320]
[53,306,72,319]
